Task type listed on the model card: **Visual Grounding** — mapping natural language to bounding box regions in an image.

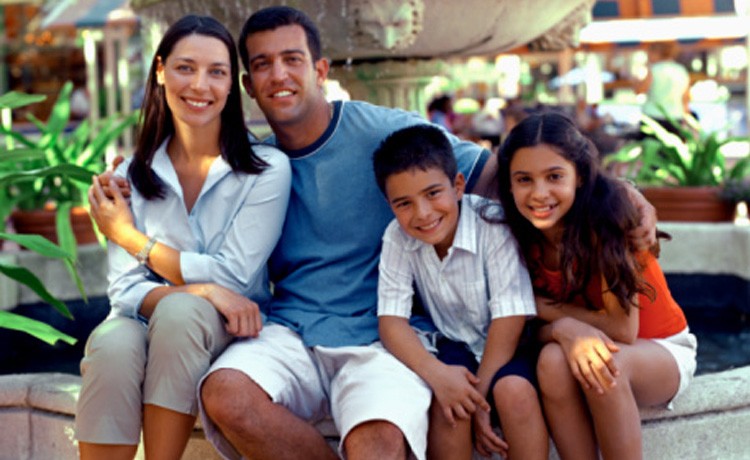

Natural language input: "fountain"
[130,0,597,114]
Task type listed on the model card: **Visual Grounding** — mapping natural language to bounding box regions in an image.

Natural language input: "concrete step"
[1,366,749,459]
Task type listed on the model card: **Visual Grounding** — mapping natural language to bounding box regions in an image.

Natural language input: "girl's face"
[509,144,579,242]
[156,34,232,131]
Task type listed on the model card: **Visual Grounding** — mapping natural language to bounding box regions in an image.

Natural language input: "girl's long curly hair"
[483,112,658,312]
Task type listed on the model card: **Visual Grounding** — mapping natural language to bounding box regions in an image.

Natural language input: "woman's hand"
[473,409,508,458]
[551,317,620,394]
[428,363,489,426]
[88,175,136,246]
[204,284,263,338]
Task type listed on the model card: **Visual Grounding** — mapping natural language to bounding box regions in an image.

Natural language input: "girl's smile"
[509,144,579,241]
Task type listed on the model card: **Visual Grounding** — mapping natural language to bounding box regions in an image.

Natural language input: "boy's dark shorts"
[435,321,542,424]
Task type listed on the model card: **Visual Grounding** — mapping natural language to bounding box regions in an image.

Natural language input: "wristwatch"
[135,236,157,265]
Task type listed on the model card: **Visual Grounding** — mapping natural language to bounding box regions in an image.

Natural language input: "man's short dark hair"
[373,124,458,195]
[238,6,323,71]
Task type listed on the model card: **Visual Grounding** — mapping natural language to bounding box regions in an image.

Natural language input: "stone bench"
[2,366,750,459]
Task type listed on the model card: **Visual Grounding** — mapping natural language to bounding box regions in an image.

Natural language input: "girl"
[493,112,697,460]
[76,15,290,460]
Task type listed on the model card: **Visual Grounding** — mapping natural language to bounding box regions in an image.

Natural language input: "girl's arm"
[535,288,639,344]
[378,316,489,426]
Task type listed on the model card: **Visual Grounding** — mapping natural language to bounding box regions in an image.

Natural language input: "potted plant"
[0,230,83,346]
[0,82,138,247]
[605,111,750,222]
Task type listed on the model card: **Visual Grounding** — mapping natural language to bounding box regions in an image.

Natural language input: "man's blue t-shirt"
[266,100,490,347]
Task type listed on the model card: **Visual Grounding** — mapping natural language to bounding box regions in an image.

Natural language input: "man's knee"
[344,420,407,458]
[201,369,269,427]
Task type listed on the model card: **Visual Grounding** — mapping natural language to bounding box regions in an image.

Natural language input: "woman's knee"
[148,293,223,350]
[82,317,147,378]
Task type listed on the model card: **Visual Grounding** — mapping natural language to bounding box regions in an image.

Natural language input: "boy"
[373,124,548,460]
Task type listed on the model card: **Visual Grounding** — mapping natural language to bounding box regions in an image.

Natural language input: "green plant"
[0,82,138,243]
[605,112,750,187]
[0,231,83,345]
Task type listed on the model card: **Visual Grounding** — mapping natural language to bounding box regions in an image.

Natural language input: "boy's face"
[241,24,328,129]
[385,167,465,259]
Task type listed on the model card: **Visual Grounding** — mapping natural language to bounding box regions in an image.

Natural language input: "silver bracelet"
[135,236,157,265]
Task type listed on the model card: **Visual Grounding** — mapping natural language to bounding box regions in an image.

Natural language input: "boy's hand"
[473,409,508,458]
[428,364,489,426]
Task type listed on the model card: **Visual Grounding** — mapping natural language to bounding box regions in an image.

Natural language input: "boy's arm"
[379,316,489,425]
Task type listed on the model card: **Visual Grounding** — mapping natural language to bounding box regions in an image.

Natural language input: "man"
[198,6,494,460]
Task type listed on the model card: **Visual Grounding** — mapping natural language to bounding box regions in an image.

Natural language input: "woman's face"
[156,34,232,130]
[509,143,579,242]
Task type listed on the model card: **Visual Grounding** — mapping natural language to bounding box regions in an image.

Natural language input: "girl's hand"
[473,409,508,458]
[88,175,136,245]
[551,317,620,394]
[204,284,263,338]
[429,364,490,426]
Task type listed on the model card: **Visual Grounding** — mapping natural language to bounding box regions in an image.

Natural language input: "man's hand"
[624,183,657,250]
[98,155,131,199]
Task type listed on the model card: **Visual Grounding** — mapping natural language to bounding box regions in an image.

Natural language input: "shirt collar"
[150,137,233,200]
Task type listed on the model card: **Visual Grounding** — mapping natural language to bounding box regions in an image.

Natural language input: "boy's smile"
[385,167,465,259]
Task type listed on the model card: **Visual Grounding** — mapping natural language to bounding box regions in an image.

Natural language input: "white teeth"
[186,99,209,108]
[418,220,439,231]
[272,90,293,98]
[533,205,554,212]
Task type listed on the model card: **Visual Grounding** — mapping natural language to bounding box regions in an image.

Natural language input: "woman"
[492,112,696,459]
[76,15,291,460]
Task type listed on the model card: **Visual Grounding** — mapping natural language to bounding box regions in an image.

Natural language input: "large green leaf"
[0,163,95,188]
[0,310,76,346]
[0,231,70,258]
[0,91,46,110]
[0,148,46,164]
[0,262,73,319]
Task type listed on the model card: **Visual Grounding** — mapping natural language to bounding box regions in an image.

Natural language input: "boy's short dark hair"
[238,6,323,72]
[372,124,458,195]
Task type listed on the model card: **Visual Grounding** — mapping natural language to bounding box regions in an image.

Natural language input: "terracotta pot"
[10,206,98,245]
[641,186,734,222]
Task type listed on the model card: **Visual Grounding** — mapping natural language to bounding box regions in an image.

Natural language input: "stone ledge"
[1,367,749,459]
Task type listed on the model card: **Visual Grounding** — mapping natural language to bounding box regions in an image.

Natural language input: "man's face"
[242,25,328,129]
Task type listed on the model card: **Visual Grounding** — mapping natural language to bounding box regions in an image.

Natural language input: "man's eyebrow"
[249,49,306,62]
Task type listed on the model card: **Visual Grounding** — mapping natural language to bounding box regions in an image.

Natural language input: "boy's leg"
[427,337,477,460]
[199,324,337,460]
[427,397,473,460]
[324,342,432,460]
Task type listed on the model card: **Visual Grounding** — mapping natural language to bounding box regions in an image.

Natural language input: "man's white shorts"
[198,323,432,459]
